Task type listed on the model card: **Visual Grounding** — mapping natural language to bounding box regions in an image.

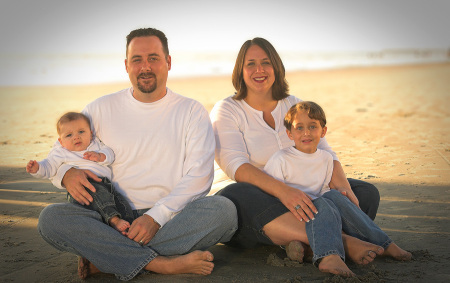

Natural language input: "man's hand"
[62,168,101,205]
[127,214,160,245]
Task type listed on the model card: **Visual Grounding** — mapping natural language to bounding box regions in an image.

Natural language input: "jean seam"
[341,216,366,240]
[115,249,158,281]
[312,250,344,265]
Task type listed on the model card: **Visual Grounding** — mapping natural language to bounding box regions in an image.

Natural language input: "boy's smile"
[287,111,327,154]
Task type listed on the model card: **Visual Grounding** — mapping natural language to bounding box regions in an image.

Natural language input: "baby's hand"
[83,151,106,162]
[26,160,39,174]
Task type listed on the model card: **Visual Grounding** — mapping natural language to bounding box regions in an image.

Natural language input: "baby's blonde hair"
[56,112,91,135]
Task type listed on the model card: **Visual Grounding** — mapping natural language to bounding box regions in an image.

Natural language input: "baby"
[26,112,133,234]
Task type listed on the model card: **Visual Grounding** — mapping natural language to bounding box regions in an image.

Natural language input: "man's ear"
[167,55,172,71]
[286,129,294,140]
[124,59,129,73]
[321,126,327,138]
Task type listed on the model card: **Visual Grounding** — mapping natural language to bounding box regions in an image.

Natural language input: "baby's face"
[58,119,92,151]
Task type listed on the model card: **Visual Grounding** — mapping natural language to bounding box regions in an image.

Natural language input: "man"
[37,28,237,281]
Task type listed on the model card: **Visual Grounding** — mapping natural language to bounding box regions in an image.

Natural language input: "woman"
[210,38,382,276]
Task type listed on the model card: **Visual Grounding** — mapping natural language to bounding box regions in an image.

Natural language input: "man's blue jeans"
[37,196,237,281]
[307,190,392,264]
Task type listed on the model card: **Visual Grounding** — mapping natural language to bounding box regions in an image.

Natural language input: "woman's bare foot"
[342,234,384,265]
[285,241,307,263]
[145,250,214,275]
[318,254,355,277]
[384,243,412,261]
[109,216,131,235]
[77,257,100,279]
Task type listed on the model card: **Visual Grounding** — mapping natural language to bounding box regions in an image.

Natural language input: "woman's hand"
[278,185,318,222]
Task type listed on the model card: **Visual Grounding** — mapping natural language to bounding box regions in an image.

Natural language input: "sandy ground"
[1,63,449,282]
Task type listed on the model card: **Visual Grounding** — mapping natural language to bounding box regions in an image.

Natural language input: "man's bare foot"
[342,234,384,265]
[318,254,355,277]
[384,243,412,261]
[285,241,306,263]
[109,216,131,234]
[145,250,214,275]
[77,257,100,279]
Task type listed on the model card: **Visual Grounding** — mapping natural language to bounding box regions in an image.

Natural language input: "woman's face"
[242,44,275,97]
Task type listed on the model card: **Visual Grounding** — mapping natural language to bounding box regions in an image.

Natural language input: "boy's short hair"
[284,101,327,130]
[56,112,91,135]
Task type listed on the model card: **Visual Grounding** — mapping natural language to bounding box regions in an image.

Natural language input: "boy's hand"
[339,190,360,208]
[83,151,106,162]
[26,160,39,174]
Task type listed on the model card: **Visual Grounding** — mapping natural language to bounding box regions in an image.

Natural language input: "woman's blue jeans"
[307,190,392,264]
[37,195,237,281]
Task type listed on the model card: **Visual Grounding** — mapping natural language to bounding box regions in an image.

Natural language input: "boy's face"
[58,119,92,152]
[286,111,327,154]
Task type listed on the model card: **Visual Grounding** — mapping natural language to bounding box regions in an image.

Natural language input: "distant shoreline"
[1,48,448,87]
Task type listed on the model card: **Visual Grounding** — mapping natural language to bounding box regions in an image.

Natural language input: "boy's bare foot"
[285,240,307,262]
[342,234,384,265]
[145,250,214,275]
[109,216,131,235]
[384,243,412,261]
[77,257,100,279]
[318,254,355,277]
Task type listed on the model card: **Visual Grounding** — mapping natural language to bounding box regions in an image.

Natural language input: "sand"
[1,63,449,282]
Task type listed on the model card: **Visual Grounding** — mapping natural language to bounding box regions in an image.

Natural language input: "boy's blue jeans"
[307,190,392,264]
[37,195,237,281]
[67,177,134,224]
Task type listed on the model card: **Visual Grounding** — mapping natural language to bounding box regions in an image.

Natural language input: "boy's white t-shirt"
[264,147,333,199]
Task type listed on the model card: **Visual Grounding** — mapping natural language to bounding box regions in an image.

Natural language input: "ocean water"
[1,49,448,87]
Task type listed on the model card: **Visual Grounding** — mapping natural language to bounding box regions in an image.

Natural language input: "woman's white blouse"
[210,95,338,181]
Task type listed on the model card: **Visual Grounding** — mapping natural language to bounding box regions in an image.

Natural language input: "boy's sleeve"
[263,153,286,183]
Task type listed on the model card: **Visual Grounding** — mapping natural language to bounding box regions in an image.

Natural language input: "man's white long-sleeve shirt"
[52,88,216,227]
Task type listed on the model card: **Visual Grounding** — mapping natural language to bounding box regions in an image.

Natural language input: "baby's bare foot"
[384,243,412,261]
[318,254,355,277]
[343,234,384,265]
[285,240,306,263]
[145,250,214,275]
[109,216,131,234]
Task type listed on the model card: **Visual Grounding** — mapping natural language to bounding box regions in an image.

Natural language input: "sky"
[0,0,449,85]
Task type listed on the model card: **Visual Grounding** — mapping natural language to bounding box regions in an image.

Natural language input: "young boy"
[264,101,411,276]
[26,112,133,234]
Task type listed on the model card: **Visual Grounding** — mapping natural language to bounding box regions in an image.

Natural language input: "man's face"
[125,36,171,102]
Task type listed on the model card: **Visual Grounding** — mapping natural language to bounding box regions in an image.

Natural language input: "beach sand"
[1,63,449,282]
